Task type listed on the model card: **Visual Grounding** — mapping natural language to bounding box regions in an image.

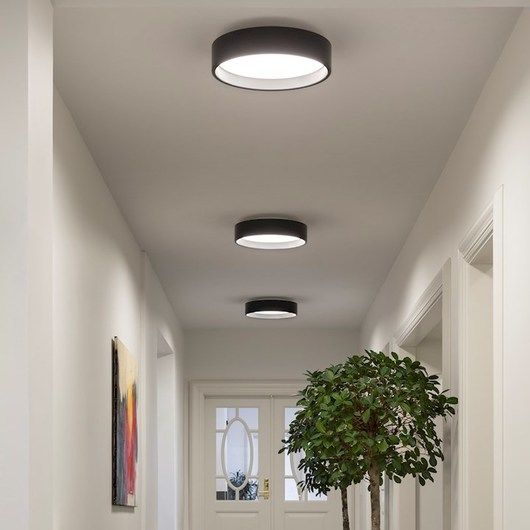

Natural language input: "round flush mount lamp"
[212,26,331,90]
[235,218,307,250]
[245,299,298,320]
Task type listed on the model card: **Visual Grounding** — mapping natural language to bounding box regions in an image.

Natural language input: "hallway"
[2,2,530,530]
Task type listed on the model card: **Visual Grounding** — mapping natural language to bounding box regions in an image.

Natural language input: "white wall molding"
[394,271,443,349]
[459,202,494,264]
[190,380,304,398]
[458,188,503,530]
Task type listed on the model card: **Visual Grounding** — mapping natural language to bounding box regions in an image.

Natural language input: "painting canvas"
[112,337,138,507]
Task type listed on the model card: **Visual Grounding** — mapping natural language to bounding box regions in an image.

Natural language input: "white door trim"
[393,269,444,349]
[188,380,304,530]
[458,187,504,530]
[391,259,452,530]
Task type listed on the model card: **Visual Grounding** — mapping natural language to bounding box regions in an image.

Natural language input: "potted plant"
[226,471,258,500]
[282,351,457,530]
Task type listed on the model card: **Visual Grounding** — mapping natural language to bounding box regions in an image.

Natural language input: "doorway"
[157,334,177,530]
[190,383,341,530]
[460,221,498,530]
[393,262,452,530]
[458,193,504,530]
[401,318,444,530]
[464,237,493,530]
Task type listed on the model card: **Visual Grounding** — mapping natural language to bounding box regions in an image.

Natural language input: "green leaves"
[362,409,371,423]
[282,351,458,495]
[401,403,412,415]
[377,439,389,452]
[316,420,326,434]
[323,369,335,382]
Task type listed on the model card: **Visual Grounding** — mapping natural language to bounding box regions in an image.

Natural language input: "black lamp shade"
[235,218,307,249]
[245,299,298,319]
[212,26,331,90]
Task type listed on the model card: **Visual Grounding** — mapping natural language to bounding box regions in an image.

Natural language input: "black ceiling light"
[212,26,331,91]
[235,218,307,250]
[245,299,298,320]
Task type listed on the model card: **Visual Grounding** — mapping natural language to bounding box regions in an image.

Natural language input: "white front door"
[205,398,272,530]
[272,397,341,530]
[204,396,341,530]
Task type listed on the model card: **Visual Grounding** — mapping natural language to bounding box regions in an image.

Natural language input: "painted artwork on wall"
[112,337,138,507]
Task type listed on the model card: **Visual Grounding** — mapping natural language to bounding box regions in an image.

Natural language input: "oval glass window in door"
[216,407,259,501]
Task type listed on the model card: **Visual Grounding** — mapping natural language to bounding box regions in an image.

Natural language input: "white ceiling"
[52,1,530,8]
[54,6,518,328]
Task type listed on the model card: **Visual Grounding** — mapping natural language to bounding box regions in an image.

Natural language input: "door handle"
[258,478,270,500]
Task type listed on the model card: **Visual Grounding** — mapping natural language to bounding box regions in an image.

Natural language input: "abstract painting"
[112,337,138,507]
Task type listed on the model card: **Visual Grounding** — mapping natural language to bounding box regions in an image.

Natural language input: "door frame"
[458,188,504,530]
[188,380,304,530]
[391,260,452,530]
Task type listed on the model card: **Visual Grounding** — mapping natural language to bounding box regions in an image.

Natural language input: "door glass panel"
[285,478,300,501]
[224,419,251,483]
[239,408,259,430]
[285,407,299,429]
[238,478,259,501]
[216,478,235,500]
[290,451,304,484]
[284,406,327,501]
[216,407,259,501]
[307,489,326,501]
[215,478,259,501]
[216,407,236,429]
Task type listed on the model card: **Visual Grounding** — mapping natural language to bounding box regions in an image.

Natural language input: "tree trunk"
[368,465,381,530]
[341,487,350,530]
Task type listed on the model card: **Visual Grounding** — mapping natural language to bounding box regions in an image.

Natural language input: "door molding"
[459,202,494,263]
[188,380,304,530]
[391,259,452,530]
[394,269,444,349]
[458,187,503,530]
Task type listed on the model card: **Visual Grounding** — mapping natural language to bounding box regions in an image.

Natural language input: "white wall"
[53,92,184,530]
[184,328,359,381]
[157,354,178,530]
[360,9,530,529]
[0,2,53,529]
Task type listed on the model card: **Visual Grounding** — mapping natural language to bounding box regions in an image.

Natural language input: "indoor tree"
[281,351,457,530]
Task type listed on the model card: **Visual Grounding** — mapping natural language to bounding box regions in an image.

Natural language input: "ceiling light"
[235,218,307,249]
[212,26,331,91]
[245,299,298,320]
